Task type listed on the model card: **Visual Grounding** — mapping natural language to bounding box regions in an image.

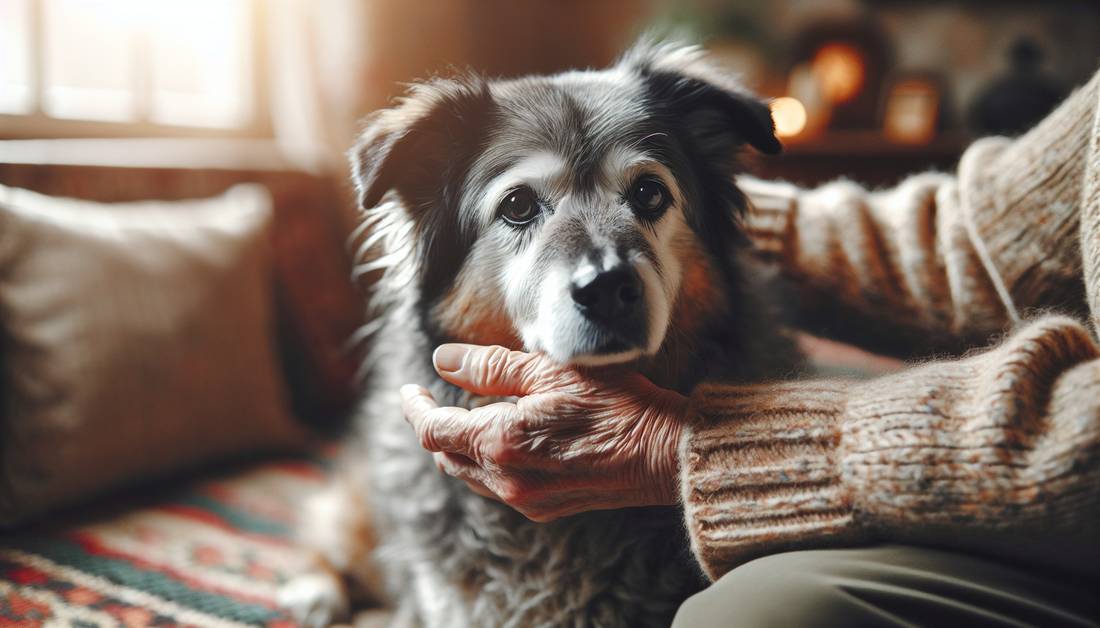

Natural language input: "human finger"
[432,344,565,397]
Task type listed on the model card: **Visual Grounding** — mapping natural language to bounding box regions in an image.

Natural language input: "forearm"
[739,69,1098,357]
[740,173,1009,356]
[680,315,1100,580]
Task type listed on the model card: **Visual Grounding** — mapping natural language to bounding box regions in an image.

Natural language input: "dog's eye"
[628,177,671,217]
[499,187,542,226]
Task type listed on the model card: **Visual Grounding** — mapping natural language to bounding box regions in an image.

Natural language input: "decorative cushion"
[0,183,307,525]
[0,162,367,432]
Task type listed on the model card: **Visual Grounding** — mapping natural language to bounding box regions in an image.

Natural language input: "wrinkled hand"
[399,344,690,522]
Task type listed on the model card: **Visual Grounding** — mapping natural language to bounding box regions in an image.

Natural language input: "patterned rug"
[0,457,328,627]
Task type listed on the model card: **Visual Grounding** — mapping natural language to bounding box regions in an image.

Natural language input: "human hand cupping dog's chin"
[399,344,690,522]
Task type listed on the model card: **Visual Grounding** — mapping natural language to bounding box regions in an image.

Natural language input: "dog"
[280,40,798,627]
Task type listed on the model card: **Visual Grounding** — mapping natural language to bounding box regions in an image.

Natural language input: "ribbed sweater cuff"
[680,381,862,580]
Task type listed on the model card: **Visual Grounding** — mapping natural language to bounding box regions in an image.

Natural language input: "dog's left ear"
[349,76,494,212]
[627,41,782,159]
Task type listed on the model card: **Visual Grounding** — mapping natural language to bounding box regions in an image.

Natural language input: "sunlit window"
[0,0,34,114]
[1,0,258,133]
[42,0,140,122]
[146,0,253,128]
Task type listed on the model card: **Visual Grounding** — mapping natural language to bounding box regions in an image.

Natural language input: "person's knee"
[675,546,1100,627]
[672,550,862,628]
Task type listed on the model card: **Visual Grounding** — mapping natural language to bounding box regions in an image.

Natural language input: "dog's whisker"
[347,215,377,247]
[353,226,399,262]
[344,319,385,351]
[630,131,669,152]
[351,253,407,280]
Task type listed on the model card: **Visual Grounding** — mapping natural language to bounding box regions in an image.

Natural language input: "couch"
[0,143,365,626]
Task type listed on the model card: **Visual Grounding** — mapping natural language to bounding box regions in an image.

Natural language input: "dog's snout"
[570,265,642,321]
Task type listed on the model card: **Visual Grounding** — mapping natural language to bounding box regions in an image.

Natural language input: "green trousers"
[672,545,1098,627]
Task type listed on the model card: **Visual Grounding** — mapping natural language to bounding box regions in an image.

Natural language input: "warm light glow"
[770,97,807,138]
[883,79,939,144]
[812,43,866,104]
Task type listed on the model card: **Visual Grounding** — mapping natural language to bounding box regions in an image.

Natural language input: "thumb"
[432,344,561,397]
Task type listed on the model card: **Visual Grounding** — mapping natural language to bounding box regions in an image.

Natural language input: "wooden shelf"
[777,130,971,156]
[749,130,971,187]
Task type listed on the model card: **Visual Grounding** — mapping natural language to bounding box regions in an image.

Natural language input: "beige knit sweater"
[680,68,1100,580]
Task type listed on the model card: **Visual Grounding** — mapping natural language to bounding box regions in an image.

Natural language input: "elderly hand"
[399,344,690,522]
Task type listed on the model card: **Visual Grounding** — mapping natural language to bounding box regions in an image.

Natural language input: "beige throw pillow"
[0,183,306,525]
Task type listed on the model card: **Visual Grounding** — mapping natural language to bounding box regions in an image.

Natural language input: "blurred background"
[3,5,1097,617]
[2,0,1099,185]
[1,0,1099,422]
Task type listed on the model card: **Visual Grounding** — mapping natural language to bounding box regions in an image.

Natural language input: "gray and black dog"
[281,40,797,627]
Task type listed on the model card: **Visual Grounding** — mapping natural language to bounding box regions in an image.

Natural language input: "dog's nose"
[570,265,642,322]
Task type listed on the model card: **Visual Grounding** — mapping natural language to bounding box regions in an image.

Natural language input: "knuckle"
[525,511,554,523]
[522,356,563,391]
[486,437,517,466]
[483,441,505,466]
[477,346,512,385]
[507,413,536,442]
[447,463,470,481]
[417,428,437,452]
[508,414,537,442]
[482,420,526,466]
[497,478,528,506]
[516,503,553,523]
[417,431,432,450]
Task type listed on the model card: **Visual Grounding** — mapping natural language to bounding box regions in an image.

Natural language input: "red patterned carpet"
[0,458,328,627]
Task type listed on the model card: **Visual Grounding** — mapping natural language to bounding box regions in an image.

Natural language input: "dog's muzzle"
[569,261,648,351]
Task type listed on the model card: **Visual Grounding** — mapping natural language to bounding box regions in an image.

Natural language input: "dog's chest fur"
[355,296,790,627]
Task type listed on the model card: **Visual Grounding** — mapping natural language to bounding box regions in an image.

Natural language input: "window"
[0,0,267,138]
[0,1,34,115]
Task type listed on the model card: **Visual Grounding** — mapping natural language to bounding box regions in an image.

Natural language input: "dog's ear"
[625,40,781,159]
[350,76,494,211]
[643,70,782,156]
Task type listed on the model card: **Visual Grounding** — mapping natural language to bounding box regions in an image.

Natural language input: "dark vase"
[968,38,1067,136]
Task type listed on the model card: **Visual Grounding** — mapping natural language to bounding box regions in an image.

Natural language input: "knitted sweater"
[680,68,1100,580]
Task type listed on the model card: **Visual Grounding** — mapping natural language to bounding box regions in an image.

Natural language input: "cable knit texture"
[683,69,1100,580]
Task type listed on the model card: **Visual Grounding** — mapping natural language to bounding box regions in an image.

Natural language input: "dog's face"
[354,43,780,366]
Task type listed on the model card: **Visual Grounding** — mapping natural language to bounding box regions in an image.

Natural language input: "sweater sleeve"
[739,70,1099,356]
[680,315,1100,580]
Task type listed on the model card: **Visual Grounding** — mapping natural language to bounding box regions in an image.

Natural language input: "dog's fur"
[281,41,798,627]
